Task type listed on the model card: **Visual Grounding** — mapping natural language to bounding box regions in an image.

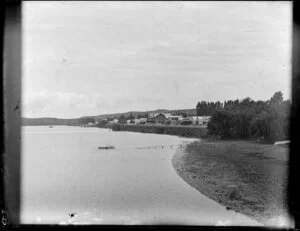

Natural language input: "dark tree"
[270,91,283,106]
[119,115,126,124]
[207,91,290,141]
[127,112,134,120]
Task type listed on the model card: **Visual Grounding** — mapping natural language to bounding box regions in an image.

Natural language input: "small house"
[163,113,172,119]
[139,118,147,124]
[197,116,211,127]
[180,117,193,126]
[149,113,159,118]
[134,119,141,124]
[147,118,156,124]
[153,113,166,124]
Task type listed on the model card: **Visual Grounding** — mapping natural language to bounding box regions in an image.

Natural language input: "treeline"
[22,117,98,126]
[197,91,290,142]
[79,117,95,125]
[196,101,223,116]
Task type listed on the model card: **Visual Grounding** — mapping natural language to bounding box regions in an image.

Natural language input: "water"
[21,126,260,225]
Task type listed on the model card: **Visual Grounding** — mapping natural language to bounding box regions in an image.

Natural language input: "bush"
[111,124,121,131]
[180,120,193,126]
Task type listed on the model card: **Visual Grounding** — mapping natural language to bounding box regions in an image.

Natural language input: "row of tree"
[197,91,290,142]
[196,101,223,116]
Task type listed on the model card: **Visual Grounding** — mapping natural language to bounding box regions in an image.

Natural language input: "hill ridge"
[22,108,196,126]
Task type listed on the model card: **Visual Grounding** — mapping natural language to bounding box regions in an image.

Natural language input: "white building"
[169,115,182,120]
[149,113,171,118]
[190,116,199,125]
[86,122,94,127]
[178,117,184,121]
[139,118,147,124]
[149,113,159,118]
[194,116,211,126]
[163,113,172,119]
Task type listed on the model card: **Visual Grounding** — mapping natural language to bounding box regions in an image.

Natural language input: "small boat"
[98,145,115,150]
[274,140,290,145]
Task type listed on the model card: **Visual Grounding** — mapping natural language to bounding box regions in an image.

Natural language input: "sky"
[22,1,292,118]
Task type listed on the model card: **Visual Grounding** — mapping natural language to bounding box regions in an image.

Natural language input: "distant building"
[107,121,114,125]
[86,122,94,127]
[169,115,181,125]
[139,118,147,124]
[169,115,182,120]
[153,113,166,124]
[179,116,193,125]
[149,113,159,118]
[197,116,211,127]
[134,118,140,124]
[185,116,211,126]
[113,119,119,124]
[147,118,156,124]
[190,116,199,125]
[163,113,171,119]
[149,113,170,118]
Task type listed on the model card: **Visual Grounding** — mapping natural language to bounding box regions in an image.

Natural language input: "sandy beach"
[172,139,293,227]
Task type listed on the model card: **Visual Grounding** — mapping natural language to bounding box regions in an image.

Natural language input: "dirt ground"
[172,139,294,227]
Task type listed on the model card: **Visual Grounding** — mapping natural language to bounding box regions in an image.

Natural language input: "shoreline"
[172,139,293,227]
[98,124,209,139]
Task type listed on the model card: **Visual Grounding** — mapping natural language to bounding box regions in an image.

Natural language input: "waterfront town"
[87,113,211,127]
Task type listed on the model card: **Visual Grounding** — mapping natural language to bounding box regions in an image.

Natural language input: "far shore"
[172,139,293,227]
[97,124,210,139]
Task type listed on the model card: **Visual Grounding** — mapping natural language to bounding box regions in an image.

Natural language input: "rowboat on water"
[98,145,115,150]
[274,140,290,145]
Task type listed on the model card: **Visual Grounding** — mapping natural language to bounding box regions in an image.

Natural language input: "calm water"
[21,126,259,225]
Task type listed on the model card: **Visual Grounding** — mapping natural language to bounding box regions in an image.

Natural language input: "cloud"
[22,1,291,118]
[23,91,99,117]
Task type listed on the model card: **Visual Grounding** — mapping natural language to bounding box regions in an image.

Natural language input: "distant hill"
[91,108,196,120]
[22,108,196,126]
[21,117,81,126]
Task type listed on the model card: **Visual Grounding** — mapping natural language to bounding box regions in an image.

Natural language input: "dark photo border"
[1,0,299,230]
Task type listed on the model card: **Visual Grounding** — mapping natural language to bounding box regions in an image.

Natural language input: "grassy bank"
[97,124,208,139]
[172,140,292,227]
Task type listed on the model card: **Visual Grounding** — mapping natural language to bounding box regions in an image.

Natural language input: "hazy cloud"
[23,1,292,118]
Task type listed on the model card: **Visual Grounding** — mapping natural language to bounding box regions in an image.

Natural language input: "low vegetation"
[106,124,208,139]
